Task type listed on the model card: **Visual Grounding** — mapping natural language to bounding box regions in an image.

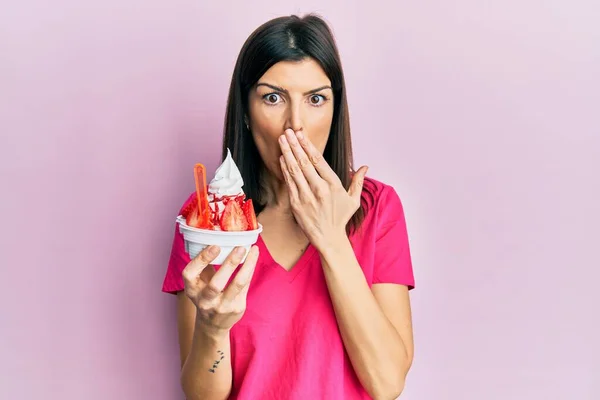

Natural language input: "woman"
[162,14,416,400]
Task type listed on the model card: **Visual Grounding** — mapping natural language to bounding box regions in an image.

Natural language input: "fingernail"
[295,131,303,139]
[207,246,219,256]
[235,247,246,256]
[279,135,287,144]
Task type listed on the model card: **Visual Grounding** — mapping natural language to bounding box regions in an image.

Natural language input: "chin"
[261,159,284,181]
[272,168,285,182]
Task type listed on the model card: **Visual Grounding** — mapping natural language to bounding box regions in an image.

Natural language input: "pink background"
[1,1,598,399]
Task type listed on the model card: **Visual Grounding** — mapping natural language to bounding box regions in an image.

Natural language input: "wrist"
[194,315,230,342]
[317,231,352,260]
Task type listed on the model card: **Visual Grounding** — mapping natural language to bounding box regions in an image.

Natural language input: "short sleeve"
[161,194,194,294]
[372,186,415,289]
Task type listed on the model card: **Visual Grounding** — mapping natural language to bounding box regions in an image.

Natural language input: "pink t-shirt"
[162,177,415,399]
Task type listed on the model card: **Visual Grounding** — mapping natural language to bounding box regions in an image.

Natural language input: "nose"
[284,100,303,133]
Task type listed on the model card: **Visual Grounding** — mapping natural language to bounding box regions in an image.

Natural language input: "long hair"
[221,14,374,234]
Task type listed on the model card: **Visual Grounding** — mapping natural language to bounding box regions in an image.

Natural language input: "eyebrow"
[256,82,333,95]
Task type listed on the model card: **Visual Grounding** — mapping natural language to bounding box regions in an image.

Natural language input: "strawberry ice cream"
[176,149,262,264]
[180,149,258,232]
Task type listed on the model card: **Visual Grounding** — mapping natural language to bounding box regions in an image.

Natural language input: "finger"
[280,155,300,201]
[295,130,339,184]
[182,245,220,295]
[201,246,247,301]
[284,129,322,187]
[348,165,369,203]
[222,245,259,301]
[279,133,312,197]
[199,264,217,284]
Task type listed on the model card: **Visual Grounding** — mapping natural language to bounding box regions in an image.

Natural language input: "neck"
[260,169,293,216]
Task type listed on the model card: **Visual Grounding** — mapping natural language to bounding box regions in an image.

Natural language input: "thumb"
[348,165,369,201]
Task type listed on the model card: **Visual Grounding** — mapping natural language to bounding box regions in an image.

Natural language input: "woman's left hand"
[278,128,368,252]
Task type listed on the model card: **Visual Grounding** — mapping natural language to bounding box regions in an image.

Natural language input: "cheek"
[251,112,281,151]
[251,128,285,179]
[306,118,332,153]
[308,136,328,155]
[303,104,333,151]
[249,104,283,141]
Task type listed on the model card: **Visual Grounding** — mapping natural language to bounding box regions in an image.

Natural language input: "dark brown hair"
[221,14,374,234]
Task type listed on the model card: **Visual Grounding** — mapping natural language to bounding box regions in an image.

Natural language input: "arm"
[175,245,259,400]
[177,293,232,400]
[276,129,414,398]
[320,238,414,399]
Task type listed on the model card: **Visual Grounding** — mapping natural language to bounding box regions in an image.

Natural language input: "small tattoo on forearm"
[209,350,225,373]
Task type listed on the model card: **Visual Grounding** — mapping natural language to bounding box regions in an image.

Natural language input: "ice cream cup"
[176,215,263,265]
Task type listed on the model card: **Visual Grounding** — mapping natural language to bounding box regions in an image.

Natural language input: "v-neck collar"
[257,235,318,283]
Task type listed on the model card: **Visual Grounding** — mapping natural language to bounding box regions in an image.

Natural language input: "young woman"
[162,14,416,400]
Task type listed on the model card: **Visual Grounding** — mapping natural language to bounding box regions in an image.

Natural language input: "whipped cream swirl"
[208,148,244,197]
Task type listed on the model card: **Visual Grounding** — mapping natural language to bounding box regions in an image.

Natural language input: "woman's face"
[247,58,334,181]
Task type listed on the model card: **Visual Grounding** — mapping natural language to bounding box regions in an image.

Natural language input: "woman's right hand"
[182,245,260,335]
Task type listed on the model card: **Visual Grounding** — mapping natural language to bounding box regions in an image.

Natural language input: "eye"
[309,94,326,106]
[263,93,282,105]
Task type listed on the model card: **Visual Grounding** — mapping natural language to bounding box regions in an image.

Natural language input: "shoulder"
[362,176,405,216]
[357,176,408,235]
[362,176,396,198]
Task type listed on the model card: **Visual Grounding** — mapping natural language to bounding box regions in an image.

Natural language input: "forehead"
[257,58,331,90]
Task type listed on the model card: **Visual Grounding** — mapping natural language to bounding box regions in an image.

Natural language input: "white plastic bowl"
[176,215,262,265]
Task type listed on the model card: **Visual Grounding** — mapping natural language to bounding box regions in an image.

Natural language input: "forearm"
[181,315,232,400]
[319,236,410,399]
